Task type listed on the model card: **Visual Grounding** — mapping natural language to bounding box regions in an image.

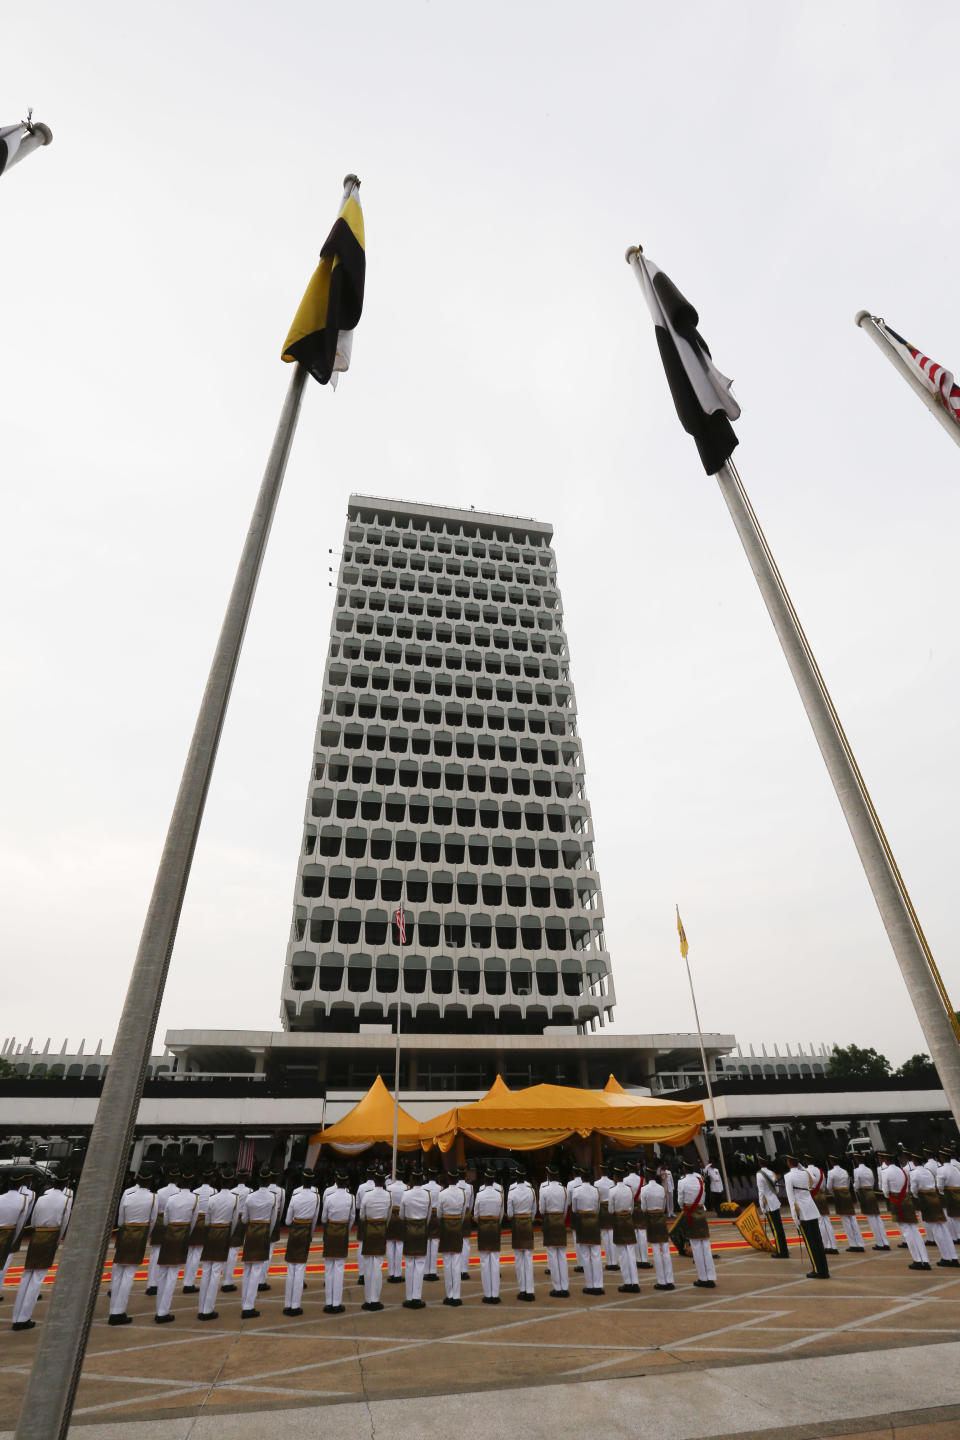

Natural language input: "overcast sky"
[3,2,959,1068]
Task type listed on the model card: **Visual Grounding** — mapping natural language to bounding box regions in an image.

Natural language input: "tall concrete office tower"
[281,496,615,1035]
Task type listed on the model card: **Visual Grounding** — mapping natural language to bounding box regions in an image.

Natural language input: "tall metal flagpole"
[677,909,731,1202]
[11,163,364,1433]
[391,997,402,1181]
[0,115,53,178]
[856,312,960,452]
[713,458,960,1128]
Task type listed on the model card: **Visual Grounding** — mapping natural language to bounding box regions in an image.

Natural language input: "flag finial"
[625,244,643,263]
[343,173,360,190]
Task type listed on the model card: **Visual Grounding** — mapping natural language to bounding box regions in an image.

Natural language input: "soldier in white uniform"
[677,1158,716,1287]
[824,1155,865,1252]
[594,1162,617,1272]
[321,1170,355,1314]
[937,1148,960,1242]
[424,1167,443,1283]
[804,1157,839,1256]
[12,1182,72,1330]
[238,1173,280,1318]
[538,1164,570,1297]
[609,1164,640,1293]
[145,1169,179,1295]
[0,1181,31,1296]
[263,1170,286,1291]
[506,1165,537,1300]
[437,1171,467,1306]
[784,1155,830,1279]
[473,1169,504,1303]
[660,1161,677,1219]
[399,1169,432,1308]
[359,1170,392,1310]
[623,1162,651,1270]
[182,1171,215,1294]
[456,1166,474,1281]
[386,1173,407,1283]
[566,1165,585,1274]
[853,1157,890,1251]
[878,1151,928,1269]
[281,1169,320,1316]
[908,1152,959,1267]
[197,1176,240,1320]
[152,1182,195,1324]
[354,1165,376,1287]
[109,1171,158,1325]
[571,1170,604,1295]
[221,1170,251,1292]
[640,1166,674,1291]
[756,1159,789,1258]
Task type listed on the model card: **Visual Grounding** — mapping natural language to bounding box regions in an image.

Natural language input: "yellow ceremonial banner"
[733,1202,776,1254]
[676,906,689,960]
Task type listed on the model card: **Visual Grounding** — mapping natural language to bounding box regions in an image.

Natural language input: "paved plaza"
[2,1219,959,1438]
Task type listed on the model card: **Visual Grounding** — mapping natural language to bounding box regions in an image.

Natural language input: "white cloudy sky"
[3,2,959,1068]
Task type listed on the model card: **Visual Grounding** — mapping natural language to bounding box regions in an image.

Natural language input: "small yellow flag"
[733,1202,776,1254]
[676,906,689,960]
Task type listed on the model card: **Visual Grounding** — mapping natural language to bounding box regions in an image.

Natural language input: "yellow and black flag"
[282,178,365,386]
[676,906,689,960]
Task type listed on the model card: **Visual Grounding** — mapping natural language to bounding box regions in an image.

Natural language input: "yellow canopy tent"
[418,1078,704,1154]
[310,1075,422,1155]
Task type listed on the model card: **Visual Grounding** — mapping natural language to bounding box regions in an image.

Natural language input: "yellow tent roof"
[419,1077,704,1153]
[311,1075,422,1154]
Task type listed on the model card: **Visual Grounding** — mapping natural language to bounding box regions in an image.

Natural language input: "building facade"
[280,496,615,1035]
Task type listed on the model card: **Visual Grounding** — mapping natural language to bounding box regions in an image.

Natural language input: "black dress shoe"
[182,1285,199,1294]
[604,1265,619,1272]
[241,1308,261,1318]
[257,1282,271,1292]
[332,1305,345,1314]
[936,1259,960,1268]
[108,1314,132,1326]
[847,1247,865,1253]
[618,1284,640,1294]
[549,1289,569,1297]
[198,1311,219,1322]
[387,1276,404,1285]
[517,1292,535,1301]
[155,1314,175,1324]
[908,1262,931,1271]
[221,1283,238,1292]
[460,1272,471,1281]
[806,1272,830,1280]
[12,1320,37,1331]
[693,1280,716,1288]
[573,1265,584,1273]
[654,1283,675,1291]
[145,1286,158,1296]
[442,1296,463,1307]
[638,1262,653,1270]
[287,1306,304,1315]
[362,1300,384,1311]
[481,1295,501,1304]
[872,1246,890,1252]
[582,1287,605,1296]
[425,1274,440,1282]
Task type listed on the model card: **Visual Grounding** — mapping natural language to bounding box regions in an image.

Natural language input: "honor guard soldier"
[571,1168,604,1295]
[937,1149,960,1242]
[594,1160,617,1272]
[609,1164,640,1293]
[908,1152,959,1267]
[538,1164,569,1297]
[359,1170,391,1310]
[385,1172,406,1283]
[506,1165,536,1301]
[566,1164,584,1274]
[0,1180,32,1296]
[474,1168,504,1303]
[222,1170,251,1292]
[12,1181,72,1331]
[146,1169,179,1295]
[437,1171,467,1306]
[640,1165,674,1291]
[182,1170,215,1294]
[626,1161,651,1269]
[197,1174,239,1321]
[282,1168,320,1316]
[756,1159,789,1258]
[263,1169,286,1291]
[238,1171,280,1318]
[321,1170,355,1314]
[878,1151,928,1268]
[153,1180,197,1323]
[456,1166,474,1281]
[424,1166,442,1283]
[399,1169,432,1308]
[109,1170,158,1326]
[784,1155,830,1279]
[803,1156,839,1255]
[677,1158,716,1288]
[853,1156,890,1251]
[825,1155,865,1252]
[354,1165,376,1286]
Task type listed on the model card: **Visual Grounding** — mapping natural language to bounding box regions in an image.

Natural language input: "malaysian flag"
[880,321,960,428]
[394,902,407,945]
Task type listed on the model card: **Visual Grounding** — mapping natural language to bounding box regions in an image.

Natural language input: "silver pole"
[678,912,731,1201]
[1,120,53,178]
[856,312,960,451]
[14,355,310,1440]
[714,458,960,1129]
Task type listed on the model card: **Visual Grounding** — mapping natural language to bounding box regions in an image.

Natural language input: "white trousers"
[546,1246,568,1292]
[386,1240,404,1278]
[460,1237,471,1275]
[513,1248,534,1294]
[184,1246,203,1287]
[224,1247,241,1283]
[691,1238,717,1283]
[635,1227,649,1264]
[1,1254,13,1287]
[840,1215,865,1248]
[617,1245,638,1286]
[898,1222,928,1264]
[479,1251,501,1297]
[356,1239,364,1271]
[325,1257,345,1308]
[948,1214,960,1242]
[865,1214,889,1247]
[12,1270,46,1324]
[665,1192,676,1218]
[601,1228,615,1266]
[241,1262,262,1311]
[365,1255,385,1304]
[580,1244,603,1290]
[650,1242,674,1286]
[109,1264,138,1315]
[155,1265,179,1317]
[818,1216,838,1251]
[442,1252,462,1300]
[198,1261,223,1314]
[405,1255,426,1300]
[146,1245,161,1289]
[426,1237,439,1275]
[284,1262,306,1310]
[928,1221,958,1262]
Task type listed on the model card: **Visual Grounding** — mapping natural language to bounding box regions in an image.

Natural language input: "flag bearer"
[437,1172,467,1307]
[359,1170,391,1311]
[756,1159,789,1258]
[571,1169,604,1295]
[11,1182,72,1331]
[386,1172,406,1283]
[197,1176,239,1320]
[238,1173,279,1318]
[677,1158,716,1288]
[282,1170,320,1316]
[109,1171,158,1326]
[321,1170,355,1314]
[506,1165,537,1301]
[424,1166,443,1282]
[399,1169,432,1309]
[538,1164,569,1297]
[640,1165,674,1291]
[825,1155,865,1252]
[222,1169,250,1292]
[474,1168,504,1303]
[804,1156,839,1255]
[610,1164,640,1292]
[937,1149,960,1242]
[878,1151,928,1269]
[853,1157,891,1251]
[784,1155,830,1279]
[909,1154,959,1267]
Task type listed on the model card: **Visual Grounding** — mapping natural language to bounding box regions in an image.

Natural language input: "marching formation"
[2,1142,957,1332]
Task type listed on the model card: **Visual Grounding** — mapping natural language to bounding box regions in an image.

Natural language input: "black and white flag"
[631,249,740,475]
[0,124,26,176]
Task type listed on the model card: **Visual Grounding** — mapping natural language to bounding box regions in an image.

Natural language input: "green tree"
[826,1044,892,1082]
[0,1056,16,1078]
[896,1053,938,1084]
